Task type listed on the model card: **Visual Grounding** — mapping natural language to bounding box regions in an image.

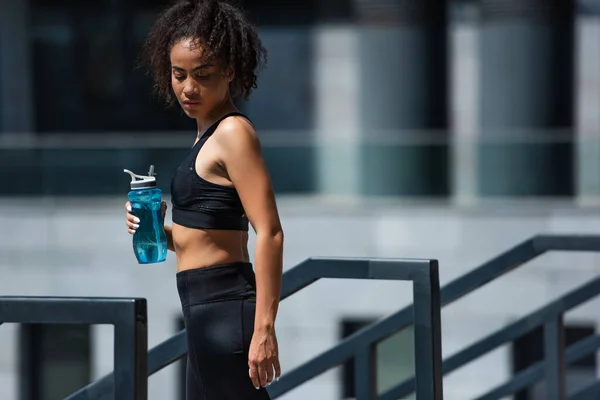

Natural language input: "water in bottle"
[123,165,168,264]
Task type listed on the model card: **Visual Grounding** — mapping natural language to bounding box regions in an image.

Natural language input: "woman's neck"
[196,98,238,135]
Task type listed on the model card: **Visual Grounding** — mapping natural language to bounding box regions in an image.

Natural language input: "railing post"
[354,345,377,400]
[412,261,443,400]
[114,299,148,400]
[544,314,566,400]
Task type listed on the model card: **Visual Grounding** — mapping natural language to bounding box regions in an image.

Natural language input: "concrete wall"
[1,197,600,399]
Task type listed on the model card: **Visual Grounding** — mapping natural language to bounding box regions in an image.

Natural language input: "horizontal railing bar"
[272,235,600,397]
[534,235,600,252]
[473,333,600,400]
[280,258,433,299]
[568,380,600,400]
[307,258,434,281]
[0,296,142,325]
[381,274,600,399]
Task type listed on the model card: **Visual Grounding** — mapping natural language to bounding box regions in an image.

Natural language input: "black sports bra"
[170,112,249,231]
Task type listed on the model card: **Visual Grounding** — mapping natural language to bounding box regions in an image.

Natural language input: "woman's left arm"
[216,117,284,389]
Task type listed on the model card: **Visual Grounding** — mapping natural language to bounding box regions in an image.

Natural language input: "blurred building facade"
[1,0,600,399]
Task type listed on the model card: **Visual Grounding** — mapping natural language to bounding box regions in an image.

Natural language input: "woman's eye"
[174,75,185,81]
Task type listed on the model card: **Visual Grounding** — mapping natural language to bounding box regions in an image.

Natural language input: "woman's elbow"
[270,228,284,244]
[257,225,284,243]
[274,229,284,245]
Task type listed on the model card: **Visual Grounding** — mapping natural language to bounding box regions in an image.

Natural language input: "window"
[19,324,91,400]
[30,2,196,133]
[241,0,318,26]
[512,324,597,399]
[340,318,415,399]
[28,0,319,134]
[315,0,354,23]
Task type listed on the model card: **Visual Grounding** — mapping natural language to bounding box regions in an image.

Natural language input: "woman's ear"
[226,67,235,82]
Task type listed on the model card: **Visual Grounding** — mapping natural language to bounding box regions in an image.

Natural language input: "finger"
[266,360,275,385]
[128,229,136,235]
[273,358,281,381]
[127,213,140,224]
[125,201,131,212]
[249,365,260,389]
[126,220,139,230]
[258,363,268,387]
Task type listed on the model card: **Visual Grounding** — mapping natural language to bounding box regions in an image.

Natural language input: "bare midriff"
[172,222,249,272]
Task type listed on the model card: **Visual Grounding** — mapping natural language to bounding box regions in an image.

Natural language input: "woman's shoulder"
[214,114,259,151]
[219,113,254,131]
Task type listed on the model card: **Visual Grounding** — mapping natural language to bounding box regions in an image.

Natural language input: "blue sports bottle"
[123,165,168,264]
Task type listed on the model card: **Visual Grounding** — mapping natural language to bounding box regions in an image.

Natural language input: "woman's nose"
[183,81,198,96]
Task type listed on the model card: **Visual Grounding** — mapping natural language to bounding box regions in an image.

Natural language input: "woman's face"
[170,38,233,119]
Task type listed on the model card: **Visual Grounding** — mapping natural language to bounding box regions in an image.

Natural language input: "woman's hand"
[125,201,140,235]
[125,200,167,234]
[248,326,281,389]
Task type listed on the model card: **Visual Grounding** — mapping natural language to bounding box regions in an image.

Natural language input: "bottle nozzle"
[124,165,158,189]
[123,168,145,183]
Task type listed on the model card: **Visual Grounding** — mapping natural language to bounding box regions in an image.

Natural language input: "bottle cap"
[124,165,157,190]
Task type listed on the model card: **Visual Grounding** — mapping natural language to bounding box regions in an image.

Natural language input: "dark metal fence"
[0,296,147,400]
[66,258,443,400]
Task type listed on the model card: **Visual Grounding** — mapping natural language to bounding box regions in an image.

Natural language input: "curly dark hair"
[140,0,267,106]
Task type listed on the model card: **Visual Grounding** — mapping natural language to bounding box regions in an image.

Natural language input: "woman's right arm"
[125,201,175,252]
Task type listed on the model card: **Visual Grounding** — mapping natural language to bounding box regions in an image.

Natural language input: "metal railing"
[448,276,600,400]
[9,234,599,399]
[65,258,443,400]
[375,235,600,400]
[0,296,147,400]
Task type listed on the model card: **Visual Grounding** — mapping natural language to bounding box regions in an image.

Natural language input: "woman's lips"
[182,101,200,109]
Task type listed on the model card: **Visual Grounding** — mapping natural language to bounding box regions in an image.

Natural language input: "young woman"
[125,1,283,398]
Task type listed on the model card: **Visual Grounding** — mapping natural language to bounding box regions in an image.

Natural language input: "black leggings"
[177,262,271,400]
